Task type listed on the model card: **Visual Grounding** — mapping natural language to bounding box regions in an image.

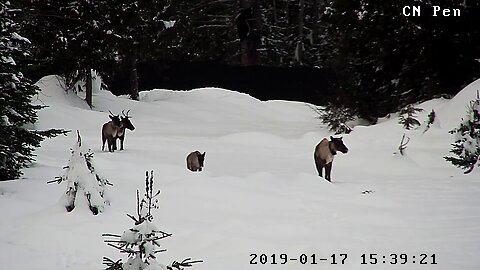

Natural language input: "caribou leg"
[107,137,114,152]
[119,136,125,150]
[315,160,324,177]
[325,162,333,182]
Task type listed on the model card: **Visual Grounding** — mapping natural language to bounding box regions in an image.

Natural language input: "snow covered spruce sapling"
[103,171,202,270]
[398,104,423,130]
[48,131,111,214]
[444,92,480,174]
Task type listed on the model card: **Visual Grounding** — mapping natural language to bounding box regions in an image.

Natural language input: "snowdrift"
[438,78,480,130]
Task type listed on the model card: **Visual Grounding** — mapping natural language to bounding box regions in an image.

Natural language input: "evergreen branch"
[127,213,139,223]
[152,230,172,236]
[103,257,123,270]
[47,176,63,184]
[107,243,134,254]
[149,234,173,242]
[104,240,128,244]
[37,129,70,138]
[153,190,161,197]
[30,13,88,21]
[168,258,204,270]
[151,231,173,239]
[463,162,476,174]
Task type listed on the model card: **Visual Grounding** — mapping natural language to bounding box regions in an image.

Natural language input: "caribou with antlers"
[102,111,121,152]
[101,110,135,152]
[116,109,135,151]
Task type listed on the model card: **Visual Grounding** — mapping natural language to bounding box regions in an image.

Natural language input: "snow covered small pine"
[48,131,111,214]
[398,104,423,130]
[444,94,480,174]
[103,171,202,270]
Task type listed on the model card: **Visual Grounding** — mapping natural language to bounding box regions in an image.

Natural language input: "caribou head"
[121,109,135,131]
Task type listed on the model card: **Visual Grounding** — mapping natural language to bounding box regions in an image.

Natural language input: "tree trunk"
[85,69,93,108]
[296,0,305,65]
[240,0,261,66]
[312,0,320,43]
[272,0,278,25]
[285,0,290,24]
[130,56,139,100]
[65,183,78,212]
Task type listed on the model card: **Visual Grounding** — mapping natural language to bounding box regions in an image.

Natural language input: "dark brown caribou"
[102,111,122,152]
[314,136,348,182]
[115,110,135,151]
[186,151,206,172]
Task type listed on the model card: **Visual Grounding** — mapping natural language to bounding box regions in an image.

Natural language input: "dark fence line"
[106,61,338,106]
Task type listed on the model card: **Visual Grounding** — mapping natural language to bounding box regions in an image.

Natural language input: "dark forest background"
[16,0,480,121]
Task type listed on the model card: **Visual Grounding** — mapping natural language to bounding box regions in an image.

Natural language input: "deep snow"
[0,75,479,270]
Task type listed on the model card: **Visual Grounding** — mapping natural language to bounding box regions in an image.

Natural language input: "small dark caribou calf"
[102,111,122,152]
[115,110,135,151]
[186,151,206,172]
[314,136,348,182]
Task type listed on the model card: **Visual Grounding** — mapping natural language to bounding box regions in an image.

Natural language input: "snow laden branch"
[47,130,111,214]
[103,171,202,270]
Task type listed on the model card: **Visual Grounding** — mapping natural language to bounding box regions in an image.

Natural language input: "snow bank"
[34,75,90,109]
[438,78,480,130]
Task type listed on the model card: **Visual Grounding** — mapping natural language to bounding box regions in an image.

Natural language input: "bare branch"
[398,134,410,156]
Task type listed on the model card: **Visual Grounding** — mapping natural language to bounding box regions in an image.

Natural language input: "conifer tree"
[259,0,294,66]
[24,0,115,108]
[311,103,354,134]
[62,0,113,108]
[423,109,436,133]
[106,0,175,100]
[49,131,111,214]
[398,104,423,130]
[445,93,480,174]
[167,0,237,64]
[320,0,480,120]
[103,171,202,270]
[0,2,65,180]
[260,0,325,67]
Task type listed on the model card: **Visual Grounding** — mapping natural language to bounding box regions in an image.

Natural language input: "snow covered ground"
[0,75,479,270]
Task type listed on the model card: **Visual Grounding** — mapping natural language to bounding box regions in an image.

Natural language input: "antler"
[108,110,117,116]
[122,109,131,118]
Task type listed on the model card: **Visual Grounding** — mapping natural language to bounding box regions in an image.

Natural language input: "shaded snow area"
[1,75,480,270]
